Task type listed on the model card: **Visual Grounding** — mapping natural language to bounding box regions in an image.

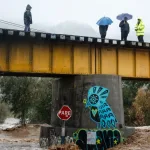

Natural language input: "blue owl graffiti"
[84,86,118,129]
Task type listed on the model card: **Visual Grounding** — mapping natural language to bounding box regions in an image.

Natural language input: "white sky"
[0,0,149,41]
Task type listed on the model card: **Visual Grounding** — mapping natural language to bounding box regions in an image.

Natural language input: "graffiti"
[73,129,123,150]
[39,138,49,148]
[65,136,74,143]
[84,86,118,129]
[49,128,57,146]
[39,136,74,148]
[39,127,57,148]
[74,86,123,149]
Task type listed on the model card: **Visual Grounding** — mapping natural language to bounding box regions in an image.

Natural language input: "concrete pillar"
[51,75,124,129]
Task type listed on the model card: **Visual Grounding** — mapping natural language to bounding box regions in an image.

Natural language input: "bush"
[132,88,150,126]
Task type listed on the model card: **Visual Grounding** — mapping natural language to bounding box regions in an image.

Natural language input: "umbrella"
[96,17,113,26]
[117,13,133,21]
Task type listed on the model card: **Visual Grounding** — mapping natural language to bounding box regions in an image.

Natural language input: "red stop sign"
[57,105,72,121]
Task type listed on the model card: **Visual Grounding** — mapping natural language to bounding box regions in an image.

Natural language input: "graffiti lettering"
[73,129,123,150]
[40,136,74,148]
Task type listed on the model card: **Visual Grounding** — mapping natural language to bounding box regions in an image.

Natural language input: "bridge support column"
[51,75,134,137]
[51,75,134,149]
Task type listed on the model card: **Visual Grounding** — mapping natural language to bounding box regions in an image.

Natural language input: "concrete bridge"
[0,28,146,149]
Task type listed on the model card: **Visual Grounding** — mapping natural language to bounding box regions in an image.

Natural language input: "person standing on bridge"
[24,4,32,32]
[96,16,113,39]
[117,13,132,41]
[119,17,130,41]
[135,18,145,42]
[99,25,108,39]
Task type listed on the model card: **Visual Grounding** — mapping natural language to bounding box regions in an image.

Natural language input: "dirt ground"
[0,125,150,150]
[109,128,150,150]
[0,124,43,150]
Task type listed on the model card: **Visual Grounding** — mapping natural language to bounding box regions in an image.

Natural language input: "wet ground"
[1,123,150,150]
[0,124,44,150]
[0,142,42,150]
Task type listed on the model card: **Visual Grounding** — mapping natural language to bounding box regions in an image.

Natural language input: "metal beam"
[0,28,150,79]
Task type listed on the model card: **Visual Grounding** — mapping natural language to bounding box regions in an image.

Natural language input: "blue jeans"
[24,24,30,32]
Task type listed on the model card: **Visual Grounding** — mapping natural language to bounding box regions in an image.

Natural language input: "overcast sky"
[0,0,149,41]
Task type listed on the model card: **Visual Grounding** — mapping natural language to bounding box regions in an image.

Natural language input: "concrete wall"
[51,75,124,129]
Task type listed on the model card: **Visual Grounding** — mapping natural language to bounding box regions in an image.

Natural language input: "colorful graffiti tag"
[84,86,118,129]
[73,129,123,150]
[73,86,123,150]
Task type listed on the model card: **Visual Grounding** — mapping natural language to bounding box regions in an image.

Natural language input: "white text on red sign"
[58,110,71,116]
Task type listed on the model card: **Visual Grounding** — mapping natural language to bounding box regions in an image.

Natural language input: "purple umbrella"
[117,13,133,21]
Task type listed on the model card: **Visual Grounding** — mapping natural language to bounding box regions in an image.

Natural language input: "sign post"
[61,120,65,144]
[57,105,72,144]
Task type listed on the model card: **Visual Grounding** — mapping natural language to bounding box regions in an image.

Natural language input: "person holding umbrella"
[135,18,145,42]
[117,13,132,41]
[119,17,130,41]
[99,25,108,39]
[96,17,113,39]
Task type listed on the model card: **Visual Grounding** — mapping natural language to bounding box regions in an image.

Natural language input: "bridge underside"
[0,29,136,142]
[0,29,150,79]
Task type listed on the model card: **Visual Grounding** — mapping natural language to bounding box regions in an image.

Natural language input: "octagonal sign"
[57,105,72,121]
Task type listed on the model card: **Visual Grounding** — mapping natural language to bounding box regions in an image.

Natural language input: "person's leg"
[25,24,30,32]
[121,32,124,40]
[141,35,144,42]
[137,36,140,42]
[139,36,142,42]
[25,24,29,32]
[24,24,27,32]
[101,34,105,39]
[28,24,30,32]
[103,33,106,39]
[124,31,128,41]
[138,36,144,42]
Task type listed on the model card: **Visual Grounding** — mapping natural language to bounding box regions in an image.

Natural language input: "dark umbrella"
[117,13,133,20]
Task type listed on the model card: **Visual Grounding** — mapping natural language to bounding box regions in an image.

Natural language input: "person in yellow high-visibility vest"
[135,18,145,42]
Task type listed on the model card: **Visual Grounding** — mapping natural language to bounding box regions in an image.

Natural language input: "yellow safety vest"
[135,21,145,36]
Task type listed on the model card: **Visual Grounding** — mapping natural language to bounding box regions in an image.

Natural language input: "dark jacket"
[119,21,130,33]
[99,25,108,35]
[24,5,32,25]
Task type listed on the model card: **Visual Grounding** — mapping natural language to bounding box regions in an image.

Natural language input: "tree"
[0,76,35,125]
[28,78,52,124]
[132,88,150,126]
[122,80,150,125]
[122,80,150,106]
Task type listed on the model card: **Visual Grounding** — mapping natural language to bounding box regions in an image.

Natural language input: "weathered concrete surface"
[53,126,135,139]
[51,75,124,129]
[123,126,135,138]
